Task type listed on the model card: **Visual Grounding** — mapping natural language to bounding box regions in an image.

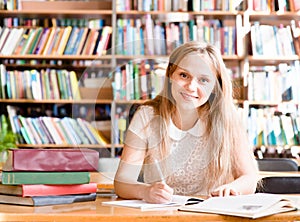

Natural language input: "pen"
[154,159,165,183]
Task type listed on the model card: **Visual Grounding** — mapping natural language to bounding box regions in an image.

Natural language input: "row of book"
[7,105,108,145]
[250,21,299,57]
[250,0,300,12]
[116,0,241,12]
[112,60,166,101]
[0,65,81,100]
[247,62,300,103]
[0,148,99,206]
[248,107,300,147]
[115,15,237,56]
[0,25,112,56]
[3,17,106,29]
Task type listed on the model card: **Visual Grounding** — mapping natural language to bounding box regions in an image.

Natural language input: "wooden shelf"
[0,10,113,19]
[247,56,300,64]
[0,99,112,104]
[248,11,300,20]
[16,144,113,149]
[0,55,113,60]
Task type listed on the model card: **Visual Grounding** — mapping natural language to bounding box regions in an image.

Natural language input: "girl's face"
[170,53,216,110]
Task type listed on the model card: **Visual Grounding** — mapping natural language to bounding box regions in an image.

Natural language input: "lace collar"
[169,118,204,141]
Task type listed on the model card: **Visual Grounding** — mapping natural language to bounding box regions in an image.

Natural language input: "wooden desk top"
[1,171,300,221]
[0,196,300,222]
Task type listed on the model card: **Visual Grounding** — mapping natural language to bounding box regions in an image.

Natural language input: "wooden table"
[1,171,300,222]
[0,195,300,222]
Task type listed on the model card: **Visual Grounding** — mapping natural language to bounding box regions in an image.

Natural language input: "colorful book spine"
[0,183,97,197]
[1,171,91,185]
[0,193,97,206]
[3,148,99,171]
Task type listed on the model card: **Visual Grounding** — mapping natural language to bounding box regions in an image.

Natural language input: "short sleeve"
[126,106,154,142]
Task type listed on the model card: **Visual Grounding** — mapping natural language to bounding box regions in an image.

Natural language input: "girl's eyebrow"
[177,67,211,78]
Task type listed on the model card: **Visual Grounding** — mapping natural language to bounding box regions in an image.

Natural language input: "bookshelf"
[0,0,115,152]
[0,0,300,160]
[244,0,300,160]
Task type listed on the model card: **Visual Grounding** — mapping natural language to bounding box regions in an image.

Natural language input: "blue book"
[0,193,96,206]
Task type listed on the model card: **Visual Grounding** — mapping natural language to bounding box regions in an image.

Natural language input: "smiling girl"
[114,41,259,203]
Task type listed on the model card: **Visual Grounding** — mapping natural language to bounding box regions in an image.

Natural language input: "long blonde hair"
[143,41,250,191]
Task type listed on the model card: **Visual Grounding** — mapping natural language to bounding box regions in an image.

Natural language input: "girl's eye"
[179,72,189,79]
[199,78,209,83]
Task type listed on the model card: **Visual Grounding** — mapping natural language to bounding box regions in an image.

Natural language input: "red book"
[0,183,97,197]
[3,148,99,172]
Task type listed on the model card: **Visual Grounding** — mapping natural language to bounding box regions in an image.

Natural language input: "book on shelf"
[50,27,65,55]
[102,195,204,211]
[178,193,297,219]
[34,27,51,55]
[0,182,97,197]
[96,26,112,56]
[20,28,37,55]
[1,171,91,185]
[75,27,89,55]
[42,27,56,55]
[3,148,99,172]
[0,192,97,206]
[27,27,44,54]
[0,27,10,53]
[1,27,24,55]
[64,26,80,55]
[56,26,72,55]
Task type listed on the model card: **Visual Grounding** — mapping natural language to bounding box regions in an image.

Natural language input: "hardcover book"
[1,171,90,185]
[3,148,99,171]
[178,193,297,219]
[0,193,97,206]
[0,182,97,197]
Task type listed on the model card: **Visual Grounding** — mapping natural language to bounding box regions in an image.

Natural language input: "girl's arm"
[114,130,173,203]
[211,144,259,196]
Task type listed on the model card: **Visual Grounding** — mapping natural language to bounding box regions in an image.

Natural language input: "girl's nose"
[187,78,199,90]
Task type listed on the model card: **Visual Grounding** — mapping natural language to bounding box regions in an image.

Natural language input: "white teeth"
[181,93,197,99]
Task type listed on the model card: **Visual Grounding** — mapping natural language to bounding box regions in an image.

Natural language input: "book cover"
[51,27,65,55]
[0,182,97,197]
[60,117,82,144]
[37,116,55,144]
[68,118,90,144]
[178,193,297,219]
[27,27,43,54]
[0,27,10,53]
[75,27,89,55]
[1,171,91,185]
[0,193,96,206]
[20,28,37,55]
[42,27,56,55]
[3,148,99,172]
[57,26,72,55]
[34,27,50,55]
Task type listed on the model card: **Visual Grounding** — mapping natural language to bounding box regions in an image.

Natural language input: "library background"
[0,0,300,171]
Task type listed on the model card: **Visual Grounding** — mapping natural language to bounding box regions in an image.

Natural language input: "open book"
[178,193,297,219]
[102,195,204,211]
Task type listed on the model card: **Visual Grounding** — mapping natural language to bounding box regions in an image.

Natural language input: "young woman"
[114,41,259,203]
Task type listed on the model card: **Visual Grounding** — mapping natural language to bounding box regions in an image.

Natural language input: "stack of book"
[0,148,99,206]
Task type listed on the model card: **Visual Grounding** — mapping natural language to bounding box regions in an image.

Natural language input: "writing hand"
[143,182,174,204]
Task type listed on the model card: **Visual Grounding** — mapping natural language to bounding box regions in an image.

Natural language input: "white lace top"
[126,106,214,196]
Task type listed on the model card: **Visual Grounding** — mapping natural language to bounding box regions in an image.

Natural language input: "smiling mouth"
[181,92,199,100]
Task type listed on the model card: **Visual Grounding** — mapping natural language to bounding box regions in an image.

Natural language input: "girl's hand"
[210,184,241,197]
[143,182,174,203]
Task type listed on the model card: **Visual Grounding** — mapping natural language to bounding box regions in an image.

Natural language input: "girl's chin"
[178,101,204,110]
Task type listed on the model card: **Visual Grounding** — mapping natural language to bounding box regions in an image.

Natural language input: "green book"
[1,171,90,185]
